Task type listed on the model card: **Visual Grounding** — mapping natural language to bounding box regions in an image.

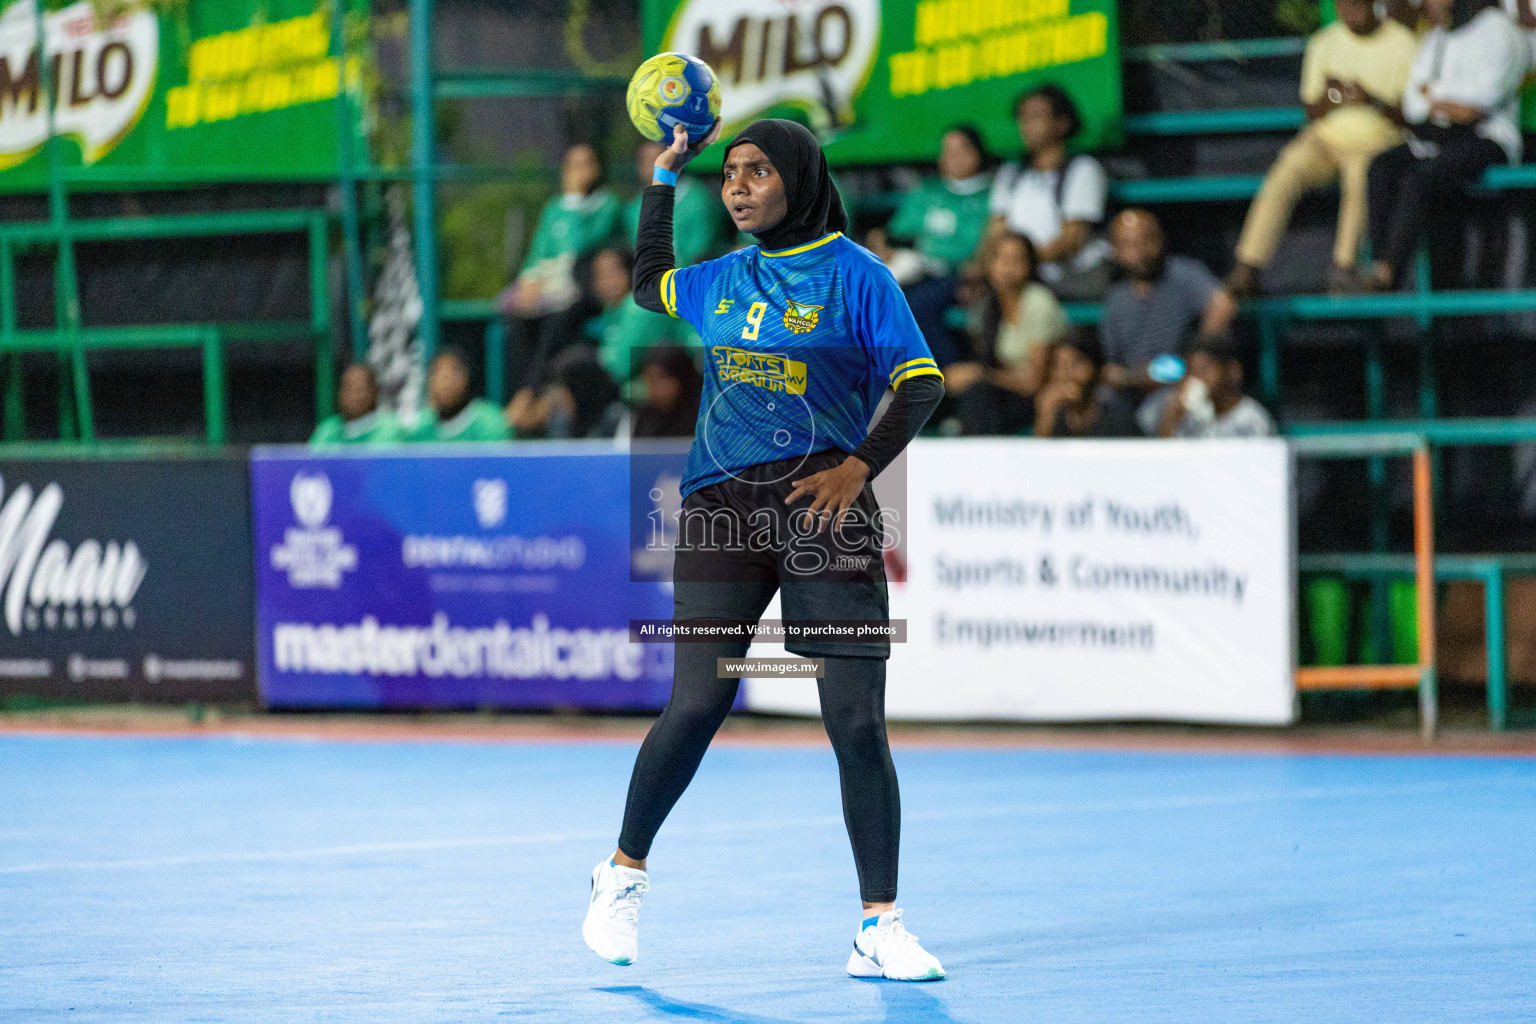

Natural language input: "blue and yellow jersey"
[660,232,941,498]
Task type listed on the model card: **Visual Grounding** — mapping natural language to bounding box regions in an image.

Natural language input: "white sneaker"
[846,909,946,981]
[582,858,649,965]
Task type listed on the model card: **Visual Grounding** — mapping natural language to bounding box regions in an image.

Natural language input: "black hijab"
[724,119,847,252]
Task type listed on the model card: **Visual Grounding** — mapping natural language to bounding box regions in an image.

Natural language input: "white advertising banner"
[745,438,1296,724]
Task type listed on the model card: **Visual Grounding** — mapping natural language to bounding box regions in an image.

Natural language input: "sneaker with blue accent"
[846,909,946,981]
[582,858,649,965]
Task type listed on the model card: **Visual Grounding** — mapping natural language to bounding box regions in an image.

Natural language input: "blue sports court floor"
[1,730,1533,1023]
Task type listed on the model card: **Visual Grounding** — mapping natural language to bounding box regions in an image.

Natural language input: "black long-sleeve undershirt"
[851,374,943,478]
[633,184,676,315]
[632,182,943,477]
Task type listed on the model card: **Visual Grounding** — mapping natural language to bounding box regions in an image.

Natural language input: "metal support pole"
[1365,329,1389,665]
[1485,564,1507,731]
[1412,445,1437,741]
[1258,312,1280,415]
[409,0,440,365]
[67,348,93,442]
[36,0,86,441]
[1,239,18,441]
[1413,249,1442,517]
[485,317,505,405]
[1416,331,1436,419]
[2,352,20,441]
[310,216,335,419]
[331,0,368,361]
[202,330,226,446]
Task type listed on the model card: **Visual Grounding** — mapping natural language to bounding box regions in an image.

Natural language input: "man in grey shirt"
[1099,210,1238,430]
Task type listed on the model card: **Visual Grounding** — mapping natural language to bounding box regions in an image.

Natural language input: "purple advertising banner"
[251,443,682,709]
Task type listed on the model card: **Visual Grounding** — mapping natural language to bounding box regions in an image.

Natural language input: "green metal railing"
[0,0,348,446]
[401,0,629,369]
[1124,106,1308,136]
[0,208,333,445]
[1288,421,1536,731]
[1113,164,1536,204]
[1123,37,1310,63]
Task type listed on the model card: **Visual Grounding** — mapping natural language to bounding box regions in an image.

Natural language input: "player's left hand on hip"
[784,456,871,534]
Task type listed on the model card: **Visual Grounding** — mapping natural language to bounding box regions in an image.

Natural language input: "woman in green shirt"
[585,246,698,388]
[405,348,511,442]
[623,141,721,268]
[309,363,403,445]
[508,246,694,438]
[873,126,992,367]
[500,143,624,407]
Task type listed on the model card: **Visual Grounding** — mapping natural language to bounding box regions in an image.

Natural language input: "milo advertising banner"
[0,0,359,190]
[643,0,1122,166]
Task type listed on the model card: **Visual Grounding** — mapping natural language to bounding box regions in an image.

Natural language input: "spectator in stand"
[539,352,622,439]
[1226,0,1418,297]
[1100,209,1238,431]
[1504,0,1536,65]
[580,246,698,393]
[1362,0,1527,291]
[988,84,1113,300]
[630,346,704,439]
[404,347,510,442]
[944,231,1070,435]
[1033,333,1138,438]
[309,363,402,445]
[499,142,623,397]
[868,125,993,366]
[624,140,719,266]
[1155,334,1277,438]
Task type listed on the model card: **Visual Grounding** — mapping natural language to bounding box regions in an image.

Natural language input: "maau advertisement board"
[0,453,256,702]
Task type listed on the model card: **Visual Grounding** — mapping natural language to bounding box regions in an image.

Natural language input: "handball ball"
[627,52,722,145]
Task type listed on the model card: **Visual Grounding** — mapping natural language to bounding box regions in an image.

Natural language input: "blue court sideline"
[1,733,1532,1023]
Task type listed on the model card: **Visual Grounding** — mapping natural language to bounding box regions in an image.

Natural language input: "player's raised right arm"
[633,121,720,316]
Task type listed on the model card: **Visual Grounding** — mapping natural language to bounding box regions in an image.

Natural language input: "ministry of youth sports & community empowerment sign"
[745,439,1296,725]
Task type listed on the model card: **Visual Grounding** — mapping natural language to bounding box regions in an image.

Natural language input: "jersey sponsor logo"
[713,299,735,315]
[713,346,807,394]
[782,301,824,334]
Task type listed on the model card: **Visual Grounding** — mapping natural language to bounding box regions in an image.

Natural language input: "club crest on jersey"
[783,301,824,334]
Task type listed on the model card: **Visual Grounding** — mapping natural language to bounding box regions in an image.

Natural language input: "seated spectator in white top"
[1227,0,1418,297]
[1504,0,1536,64]
[1100,209,1238,430]
[1398,0,1536,63]
[1362,0,1527,291]
[988,84,1113,300]
[1156,334,1277,439]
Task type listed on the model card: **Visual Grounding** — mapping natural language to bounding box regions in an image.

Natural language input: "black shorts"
[673,449,891,659]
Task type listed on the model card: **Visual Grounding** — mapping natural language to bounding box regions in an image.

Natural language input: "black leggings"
[617,643,900,904]
[1367,135,1503,285]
